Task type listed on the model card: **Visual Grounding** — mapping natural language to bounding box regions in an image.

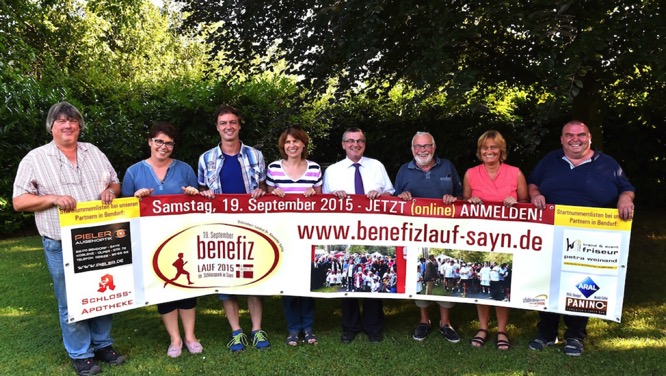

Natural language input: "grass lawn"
[0,209,664,375]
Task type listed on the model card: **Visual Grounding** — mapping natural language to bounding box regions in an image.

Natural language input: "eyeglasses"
[412,144,434,150]
[151,138,175,148]
[344,139,366,145]
[218,120,239,126]
[58,153,82,185]
[53,118,80,127]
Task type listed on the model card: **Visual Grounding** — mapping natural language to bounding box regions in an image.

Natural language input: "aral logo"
[576,276,599,298]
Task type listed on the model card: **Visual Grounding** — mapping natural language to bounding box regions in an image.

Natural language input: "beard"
[414,153,433,167]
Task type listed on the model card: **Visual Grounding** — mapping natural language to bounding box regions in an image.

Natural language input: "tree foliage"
[182,0,664,145]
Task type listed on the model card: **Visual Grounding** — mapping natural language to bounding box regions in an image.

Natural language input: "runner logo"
[576,276,599,298]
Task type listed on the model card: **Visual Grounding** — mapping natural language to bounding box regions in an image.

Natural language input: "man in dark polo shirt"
[527,120,635,356]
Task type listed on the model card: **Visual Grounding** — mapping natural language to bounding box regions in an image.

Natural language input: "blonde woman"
[463,130,528,350]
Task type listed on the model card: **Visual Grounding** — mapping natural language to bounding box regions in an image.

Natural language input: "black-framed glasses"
[151,138,175,148]
[412,144,434,150]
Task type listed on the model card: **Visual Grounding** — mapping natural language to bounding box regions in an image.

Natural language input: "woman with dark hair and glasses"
[266,125,323,346]
[122,122,205,358]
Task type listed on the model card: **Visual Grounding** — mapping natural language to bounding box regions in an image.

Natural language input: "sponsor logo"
[523,294,548,307]
[576,276,600,298]
[565,238,582,252]
[114,229,128,238]
[565,297,608,315]
[97,274,116,292]
[74,230,112,243]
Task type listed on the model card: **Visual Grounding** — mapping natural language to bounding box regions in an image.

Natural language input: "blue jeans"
[281,296,314,333]
[43,237,114,359]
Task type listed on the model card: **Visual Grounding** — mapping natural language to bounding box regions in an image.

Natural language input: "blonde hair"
[476,130,507,162]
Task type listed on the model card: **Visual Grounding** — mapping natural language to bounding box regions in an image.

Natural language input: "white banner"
[59,194,632,323]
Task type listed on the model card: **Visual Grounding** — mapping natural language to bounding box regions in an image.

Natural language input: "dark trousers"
[537,311,588,341]
[341,298,384,334]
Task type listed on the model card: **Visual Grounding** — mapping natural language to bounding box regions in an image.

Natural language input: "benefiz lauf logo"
[153,223,281,289]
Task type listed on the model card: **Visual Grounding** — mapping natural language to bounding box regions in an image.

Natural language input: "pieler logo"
[153,223,281,288]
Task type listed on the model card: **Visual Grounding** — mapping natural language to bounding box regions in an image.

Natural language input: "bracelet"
[106,188,117,196]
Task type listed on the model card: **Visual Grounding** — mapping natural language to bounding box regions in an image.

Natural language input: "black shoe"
[367,331,383,343]
[72,358,101,376]
[439,324,461,343]
[340,331,356,344]
[412,322,431,341]
[94,345,126,365]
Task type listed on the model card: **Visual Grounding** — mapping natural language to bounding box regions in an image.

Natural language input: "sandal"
[470,329,488,347]
[285,332,299,347]
[496,331,511,350]
[304,330,318,345]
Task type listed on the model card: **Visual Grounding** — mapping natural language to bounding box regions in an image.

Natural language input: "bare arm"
[617,191,635,221]
[528,183,546,209]
[100,183,121,204]
[462,171,472,200]
[13,193,66,212]
[251,180,268,199]
[516,171,529,203]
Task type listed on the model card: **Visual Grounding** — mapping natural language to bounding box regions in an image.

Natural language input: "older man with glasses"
[13,102,125,376]
[394,131,463,343]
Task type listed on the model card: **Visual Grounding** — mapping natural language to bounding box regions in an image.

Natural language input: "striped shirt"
[266,160,323,194]
[197,142,266,194]
[13,141,119,240]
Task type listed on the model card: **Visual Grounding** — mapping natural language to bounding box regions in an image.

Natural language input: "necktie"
[353,163,364,194]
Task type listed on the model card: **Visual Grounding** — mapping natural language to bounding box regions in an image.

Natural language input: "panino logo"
[576,276,600,298]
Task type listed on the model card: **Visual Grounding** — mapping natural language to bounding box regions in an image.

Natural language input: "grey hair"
[342,127,365,142]
[411,131,436,147]
[46,102,85,134]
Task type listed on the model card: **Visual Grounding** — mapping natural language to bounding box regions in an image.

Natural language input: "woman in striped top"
[266,126,322,346]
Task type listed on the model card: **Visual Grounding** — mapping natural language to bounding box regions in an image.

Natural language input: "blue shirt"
[528,149,635,208]
[220,152,246,193]
[122,159,198,196]
[197,142,266,194]
[393,157,463,198]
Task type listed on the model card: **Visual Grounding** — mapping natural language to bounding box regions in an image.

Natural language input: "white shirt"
[322,156,395,194]
[480,266,491,284]
[490,266,501,281]
[444,263,455,278]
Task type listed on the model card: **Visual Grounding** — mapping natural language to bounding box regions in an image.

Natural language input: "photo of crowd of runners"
[416,248,513,302]
[311,245,401,294]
